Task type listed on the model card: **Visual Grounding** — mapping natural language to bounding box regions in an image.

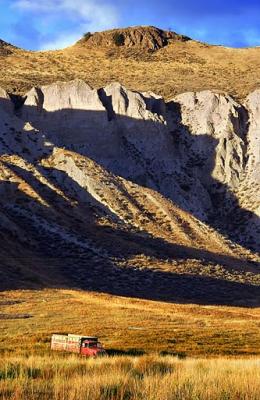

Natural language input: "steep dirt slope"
[1,26,260,99]
[0,80,259,306]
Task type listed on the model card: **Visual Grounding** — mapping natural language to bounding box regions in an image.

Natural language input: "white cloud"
[40,33,83,51]
[12,0,57,11]
[12,0,119,49]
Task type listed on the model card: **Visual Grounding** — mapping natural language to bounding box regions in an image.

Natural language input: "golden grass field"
[1,289,260,357]
[0,289,260,400]
[1,354,260,400]
[1,284,259,399]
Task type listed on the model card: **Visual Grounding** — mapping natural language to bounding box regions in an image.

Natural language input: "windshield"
[88,342,98,348]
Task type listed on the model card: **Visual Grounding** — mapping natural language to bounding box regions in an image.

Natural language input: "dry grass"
[1,289,259,399]
[1,39,260,100]
[0,353,259,400]
[0,289,260,356]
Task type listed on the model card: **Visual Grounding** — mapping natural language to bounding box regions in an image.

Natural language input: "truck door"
[80,341,90,356]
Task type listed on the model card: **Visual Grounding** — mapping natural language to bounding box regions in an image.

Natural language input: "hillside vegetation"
[1,26,260,99]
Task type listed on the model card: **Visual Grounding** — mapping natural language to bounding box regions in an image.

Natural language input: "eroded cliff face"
[168,91,248,187]
[19,80,259,222]
[0,80,259,299]
[244,91,260,189]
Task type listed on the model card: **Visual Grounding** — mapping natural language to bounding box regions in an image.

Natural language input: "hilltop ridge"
[76,26,190,50]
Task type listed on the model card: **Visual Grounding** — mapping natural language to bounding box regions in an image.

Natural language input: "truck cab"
[80,338,105,357]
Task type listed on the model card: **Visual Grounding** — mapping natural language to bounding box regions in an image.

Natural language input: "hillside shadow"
[2,161,255,271]
[166,100,258,250]
[0,170,259,307]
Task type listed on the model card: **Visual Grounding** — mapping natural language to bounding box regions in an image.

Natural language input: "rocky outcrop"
[0,39,15,55]
[22,79,110,149]
[24,80,104,112]
[167,91,248,189]
[0,39,14,48]
[79,26,190,50]
[244,90,260,188]
[0,88,50,160]
[0,88,13,113]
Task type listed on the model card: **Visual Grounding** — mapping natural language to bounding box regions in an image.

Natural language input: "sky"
[0,0,260,50]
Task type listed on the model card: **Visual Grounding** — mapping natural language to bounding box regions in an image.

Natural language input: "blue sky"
[0,0,260,50]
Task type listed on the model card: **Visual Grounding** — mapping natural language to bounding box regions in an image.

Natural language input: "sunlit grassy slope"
[1,289,259,356]
[1,28,260,100]
[1,289,260,399]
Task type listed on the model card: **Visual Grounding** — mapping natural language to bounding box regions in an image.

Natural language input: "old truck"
[51,334,106,357]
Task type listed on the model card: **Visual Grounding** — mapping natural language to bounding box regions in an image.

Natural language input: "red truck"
[51,334,106,357]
